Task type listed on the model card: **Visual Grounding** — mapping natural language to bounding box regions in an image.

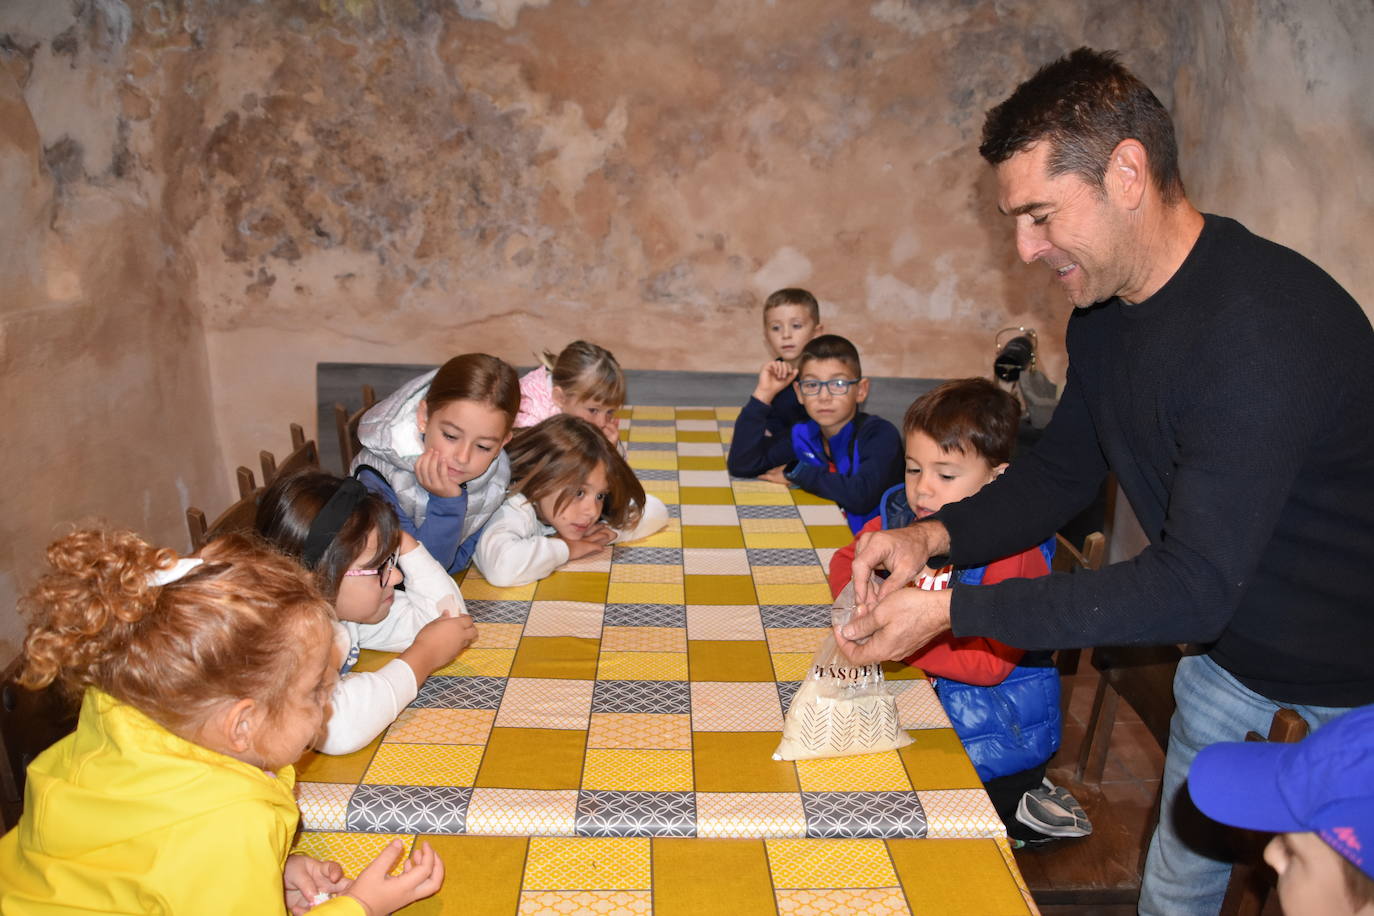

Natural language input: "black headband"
[302,478,367,568]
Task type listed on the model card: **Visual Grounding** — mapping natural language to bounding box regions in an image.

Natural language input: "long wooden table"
[293,406,1039,914]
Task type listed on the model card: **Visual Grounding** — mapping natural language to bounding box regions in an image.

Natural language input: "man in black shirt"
[838,48,1374,914]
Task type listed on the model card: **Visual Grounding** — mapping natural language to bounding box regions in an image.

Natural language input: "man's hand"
[413,449,464,499]
[751,360,798,404]
[851,522,951,607]
[757,465,790,486]
[283,855,348,915]
[834,587,953,665]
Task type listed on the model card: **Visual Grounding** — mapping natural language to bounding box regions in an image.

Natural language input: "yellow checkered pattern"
[294,406,1035,913]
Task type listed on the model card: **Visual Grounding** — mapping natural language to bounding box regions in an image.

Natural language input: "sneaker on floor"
[1015,779,1093,838]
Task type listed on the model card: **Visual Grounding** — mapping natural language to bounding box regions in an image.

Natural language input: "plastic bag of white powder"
[772,582,914,761]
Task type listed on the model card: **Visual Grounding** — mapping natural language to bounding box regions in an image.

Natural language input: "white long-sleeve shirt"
[318,542,467,755]
[474,493,669,587]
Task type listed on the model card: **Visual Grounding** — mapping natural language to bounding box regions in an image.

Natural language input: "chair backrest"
[260,423,320,485]
[186,480,263,552]
[234,466,257,499]
[1090,643,1182,750]
[1052,531,1107,681]
[0,656,79,832]
[334,384,377,475]
[1219,708,1310,916]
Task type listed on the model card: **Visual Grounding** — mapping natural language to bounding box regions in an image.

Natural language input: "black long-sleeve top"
[939,215,1374,707]
[728,397,904,519]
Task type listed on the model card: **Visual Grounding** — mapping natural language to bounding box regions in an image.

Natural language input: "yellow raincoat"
[0,689,362,915]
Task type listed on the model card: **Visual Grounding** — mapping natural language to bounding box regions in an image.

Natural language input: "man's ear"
[416,400,429,436]
[1108,139,1148,211]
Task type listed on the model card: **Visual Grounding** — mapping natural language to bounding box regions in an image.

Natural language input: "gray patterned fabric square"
[464,599,531,623]
[736,504,802,519]
[629,418,678,427]
[611,546,683,564]
[801,791,927,839]
[347,785,472,834]
[602,603,686,627]
[413,675,506,709]
[760,604,834,628]
[633,468,679,481]
[592,679,691,714]
[627,441,668,450]
[666,503,681,518]
[575,790,696,837]
[747,548,818,566]
[776,680,803,714]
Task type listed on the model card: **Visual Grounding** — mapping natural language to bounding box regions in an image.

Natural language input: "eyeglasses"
[797,378,862,397]
[343,552,398,588]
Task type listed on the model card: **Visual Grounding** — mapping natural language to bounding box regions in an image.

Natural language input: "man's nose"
[1015,222,1052,264]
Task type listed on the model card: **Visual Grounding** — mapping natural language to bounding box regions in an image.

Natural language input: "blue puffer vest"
[879,484,1062,781]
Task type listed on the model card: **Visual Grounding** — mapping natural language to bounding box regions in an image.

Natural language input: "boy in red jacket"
[830,378,1090,845]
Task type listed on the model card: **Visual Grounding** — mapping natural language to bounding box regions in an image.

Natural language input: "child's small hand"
[563,524,616,561]
[402,612,477,679]
[414,449,465,499]
[602,414,622,446]
[752,360,798,404]
[343,839,445,916]
[758,465,790,486]
[284,854,348,915]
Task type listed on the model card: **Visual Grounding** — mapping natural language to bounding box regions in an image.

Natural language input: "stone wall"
[0,1,224,658]
[1,0,1370,649]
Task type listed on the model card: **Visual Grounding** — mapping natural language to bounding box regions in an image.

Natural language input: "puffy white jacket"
[351,368,511,538]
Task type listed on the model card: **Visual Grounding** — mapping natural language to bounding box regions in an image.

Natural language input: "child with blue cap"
[1188,704,1374,915]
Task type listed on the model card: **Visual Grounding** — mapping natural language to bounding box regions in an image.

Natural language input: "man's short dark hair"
[979,47,1185,204]
[764,288,821,324]
[798,334,861,378]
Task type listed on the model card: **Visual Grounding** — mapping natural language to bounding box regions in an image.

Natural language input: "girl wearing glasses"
[257,470,476,755]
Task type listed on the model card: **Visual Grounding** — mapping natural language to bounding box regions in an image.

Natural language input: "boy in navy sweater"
[728,334,902,533]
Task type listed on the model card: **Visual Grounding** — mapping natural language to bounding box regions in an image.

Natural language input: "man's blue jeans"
[1137,654,1351,915]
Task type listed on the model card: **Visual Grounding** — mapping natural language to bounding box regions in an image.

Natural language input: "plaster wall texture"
[1,0,1371,652]
[0,2,224,658]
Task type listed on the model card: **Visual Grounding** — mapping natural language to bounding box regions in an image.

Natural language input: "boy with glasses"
[728,334,902,532]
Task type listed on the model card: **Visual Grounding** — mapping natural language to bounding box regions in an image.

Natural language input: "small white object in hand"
[311,891,333,905]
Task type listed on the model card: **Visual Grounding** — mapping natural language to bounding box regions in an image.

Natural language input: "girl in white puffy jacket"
[257,470,476,754]
[352,353,522,574]
[475,415,669,587]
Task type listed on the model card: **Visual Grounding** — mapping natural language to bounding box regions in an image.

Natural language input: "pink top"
[515,365,558,428]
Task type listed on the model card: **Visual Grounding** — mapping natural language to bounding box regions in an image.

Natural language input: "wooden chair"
[260,422,320,485]
[1051,531,1107,719]
[333,384,377,475]
[1076,642,1182,786]
[186,474,263,552]
[0,655,79,831]
[1218,708,1309,916]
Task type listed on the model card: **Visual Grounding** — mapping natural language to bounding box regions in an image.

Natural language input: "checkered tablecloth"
[292,833,1037,915]
[293,407,1031,910]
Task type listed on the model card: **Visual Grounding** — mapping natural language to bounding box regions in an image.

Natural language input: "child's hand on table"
[758,465,790,486]
[343,839,445,916]
[283,854,349,915]
[752,359,798,404]
[403,611,477,680]
[414,449,465,499]
[562,523,616,561]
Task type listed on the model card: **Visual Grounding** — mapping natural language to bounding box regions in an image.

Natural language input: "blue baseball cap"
[1188,704,1374,880]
